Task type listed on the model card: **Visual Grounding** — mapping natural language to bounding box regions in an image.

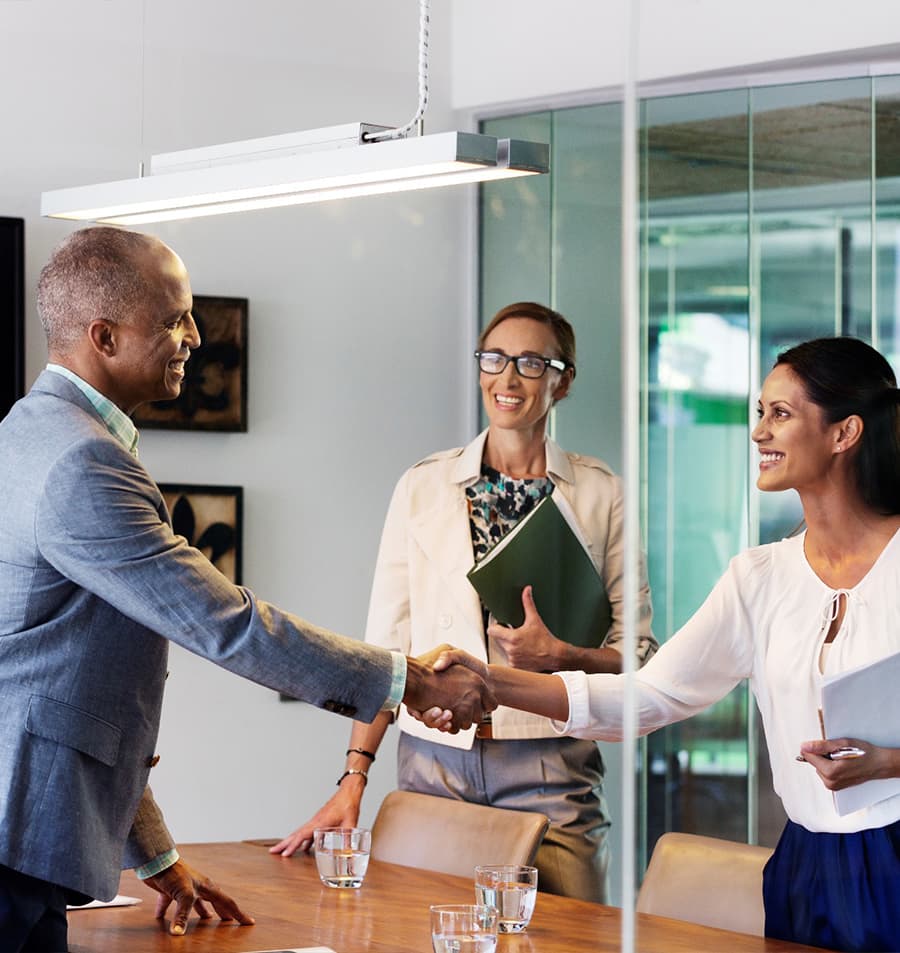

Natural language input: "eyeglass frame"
[474,349,575,380]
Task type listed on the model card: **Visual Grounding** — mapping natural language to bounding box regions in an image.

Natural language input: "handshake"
[401,645,494,733]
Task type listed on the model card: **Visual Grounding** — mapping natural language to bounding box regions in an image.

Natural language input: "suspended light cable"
[365,0,430,142]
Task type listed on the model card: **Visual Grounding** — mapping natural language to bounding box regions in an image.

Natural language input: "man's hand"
[144,857,254,936]
[488,585,569,671]
[403,646,495,732]
[269,783,363,857]
[408,646,490,731]
[412,645,571,726]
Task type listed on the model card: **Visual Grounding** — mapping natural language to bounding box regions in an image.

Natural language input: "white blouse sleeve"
[552,548,767,739]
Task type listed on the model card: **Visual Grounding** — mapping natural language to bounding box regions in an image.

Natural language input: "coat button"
[438,614,452,629]
[147,754,161,768]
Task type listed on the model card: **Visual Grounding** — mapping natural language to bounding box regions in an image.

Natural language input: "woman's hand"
[488,585,569,672]
[798,738,899,790]
[268,782,364,857]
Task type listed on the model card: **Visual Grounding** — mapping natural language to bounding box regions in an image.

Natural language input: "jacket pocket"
[25,694,121,767]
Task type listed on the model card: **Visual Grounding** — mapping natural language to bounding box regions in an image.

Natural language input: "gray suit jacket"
[0,371,395,899]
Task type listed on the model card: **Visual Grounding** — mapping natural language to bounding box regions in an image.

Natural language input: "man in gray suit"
[0,226,494,951]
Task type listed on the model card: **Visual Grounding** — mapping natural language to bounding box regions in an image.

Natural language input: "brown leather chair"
[636,832,774,936]
[370,790,549,878]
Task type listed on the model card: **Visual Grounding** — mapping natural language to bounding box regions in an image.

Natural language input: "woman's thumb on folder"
[521,584,537,616]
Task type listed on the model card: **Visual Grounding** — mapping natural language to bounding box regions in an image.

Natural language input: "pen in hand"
[795,745,866,763]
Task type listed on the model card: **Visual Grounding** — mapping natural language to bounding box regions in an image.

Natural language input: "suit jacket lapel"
[34,369,172,528]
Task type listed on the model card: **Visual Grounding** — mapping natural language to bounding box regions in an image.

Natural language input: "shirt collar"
[450,428,575,485]
[45,364,140,458]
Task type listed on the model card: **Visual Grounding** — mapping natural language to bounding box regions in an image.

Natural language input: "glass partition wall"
[479,72,900,902]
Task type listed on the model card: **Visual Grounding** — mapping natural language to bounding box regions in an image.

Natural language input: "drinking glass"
[430,903,498,953]
[313,827,371,888]
[474,864,538,933]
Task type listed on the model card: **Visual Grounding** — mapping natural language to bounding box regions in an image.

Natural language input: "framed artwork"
[159,483,243,584]
[134,295,248,432]
[0,217,25,421]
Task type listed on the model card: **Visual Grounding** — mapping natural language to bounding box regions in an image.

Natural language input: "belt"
[474,721,493,740]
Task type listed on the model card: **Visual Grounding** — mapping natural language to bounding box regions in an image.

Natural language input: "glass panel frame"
[477,67,900,909]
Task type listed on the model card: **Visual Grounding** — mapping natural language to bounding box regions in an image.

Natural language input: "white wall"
[451,0,900,112]
[4,0,900,882]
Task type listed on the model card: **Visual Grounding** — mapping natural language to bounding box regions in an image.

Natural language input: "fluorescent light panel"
[41,129,549,225]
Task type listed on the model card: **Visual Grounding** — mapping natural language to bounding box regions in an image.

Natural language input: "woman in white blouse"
[424,336,900,952]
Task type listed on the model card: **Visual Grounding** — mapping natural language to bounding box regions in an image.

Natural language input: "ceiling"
[645,94,900,201]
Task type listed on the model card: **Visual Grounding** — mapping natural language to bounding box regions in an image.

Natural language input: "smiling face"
[752,363,845,494]
[109,243,200,413]
[479,316,572,438]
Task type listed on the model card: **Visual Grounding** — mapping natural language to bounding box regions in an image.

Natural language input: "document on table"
[67,895,142,909]
[246,948,337,952]
[821,647,900,815]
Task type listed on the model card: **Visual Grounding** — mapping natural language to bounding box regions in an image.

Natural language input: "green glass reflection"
[641,88,752,849]
[479,113,553,327]
[875,74,900,374]
[753,77,874,547]
[478,70,900,891]
[480,106,629,470]
[551,104,625,470]
[480,103,631,903]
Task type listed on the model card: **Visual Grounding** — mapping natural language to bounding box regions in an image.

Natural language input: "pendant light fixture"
[41,0,549,224]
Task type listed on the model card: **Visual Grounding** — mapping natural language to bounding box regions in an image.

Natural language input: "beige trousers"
[397,733,611,903]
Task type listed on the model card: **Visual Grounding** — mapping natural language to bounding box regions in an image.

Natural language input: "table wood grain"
[66,841,830,953]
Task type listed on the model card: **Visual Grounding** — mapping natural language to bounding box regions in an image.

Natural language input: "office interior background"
[3,0,900,906]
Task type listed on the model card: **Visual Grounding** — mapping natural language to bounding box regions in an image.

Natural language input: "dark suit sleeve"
[122,787,176,870]
[35,435,395,723]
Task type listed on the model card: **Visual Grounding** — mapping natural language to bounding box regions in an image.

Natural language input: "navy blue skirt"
[763,818,900,951]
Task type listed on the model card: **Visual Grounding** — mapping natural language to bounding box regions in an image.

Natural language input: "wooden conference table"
[67,841,829,953]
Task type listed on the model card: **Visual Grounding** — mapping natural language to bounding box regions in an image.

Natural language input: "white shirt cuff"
[550,670,590,735]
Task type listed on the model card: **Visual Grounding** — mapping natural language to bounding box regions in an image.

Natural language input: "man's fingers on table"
[154,893,171,920]
[192,897,214,920]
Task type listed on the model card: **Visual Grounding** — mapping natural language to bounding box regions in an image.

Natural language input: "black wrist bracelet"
[345,747,376,762]
[337,768,368,787]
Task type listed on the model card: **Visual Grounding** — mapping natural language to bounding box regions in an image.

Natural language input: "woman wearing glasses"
[272,301,657,901]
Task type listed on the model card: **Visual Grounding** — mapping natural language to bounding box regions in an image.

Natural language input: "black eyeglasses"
[475,350,571,379]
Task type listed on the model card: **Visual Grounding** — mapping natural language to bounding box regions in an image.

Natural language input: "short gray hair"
[37,227,161,354]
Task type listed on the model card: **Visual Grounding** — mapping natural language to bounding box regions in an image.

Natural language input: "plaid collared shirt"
[45,364,139,458]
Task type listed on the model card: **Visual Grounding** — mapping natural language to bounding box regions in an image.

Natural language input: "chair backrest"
[370,790,550,879]
[636,832,773,936]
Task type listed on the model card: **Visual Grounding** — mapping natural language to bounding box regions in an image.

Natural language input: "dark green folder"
[466,493,611,649]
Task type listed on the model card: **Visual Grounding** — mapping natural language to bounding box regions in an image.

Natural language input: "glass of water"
[313,827,371,888]
[430,903,498,953]
[474,864,538,933]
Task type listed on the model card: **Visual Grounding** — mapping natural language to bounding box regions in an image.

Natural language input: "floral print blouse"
[466,463,553,563]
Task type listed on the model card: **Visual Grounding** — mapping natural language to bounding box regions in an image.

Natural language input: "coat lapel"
[546,437,598,552]
[408,433,488,637]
